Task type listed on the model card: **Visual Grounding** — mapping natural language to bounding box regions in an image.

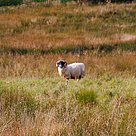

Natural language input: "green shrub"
[76,89,97,104]
[0,0,23,6]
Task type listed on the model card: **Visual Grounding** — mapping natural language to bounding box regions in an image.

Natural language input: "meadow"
[0,2,136,135]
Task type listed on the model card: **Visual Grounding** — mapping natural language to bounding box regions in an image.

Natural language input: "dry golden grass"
[0,3,136,50]
[0,53,136,78]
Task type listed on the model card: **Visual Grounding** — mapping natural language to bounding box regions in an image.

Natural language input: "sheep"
[56,60,85,81]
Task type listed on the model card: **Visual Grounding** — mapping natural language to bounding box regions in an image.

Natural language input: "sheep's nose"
[59,64,63,68]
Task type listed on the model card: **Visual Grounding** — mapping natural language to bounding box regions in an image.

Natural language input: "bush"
[76,89,97,104]
[0,0,23,6]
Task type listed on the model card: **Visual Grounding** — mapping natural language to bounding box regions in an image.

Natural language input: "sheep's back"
[68,63,85,70]
[67,63,85,78]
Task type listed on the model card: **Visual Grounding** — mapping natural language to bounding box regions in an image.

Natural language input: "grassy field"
[0,3,136,136]
[0,76,136,135]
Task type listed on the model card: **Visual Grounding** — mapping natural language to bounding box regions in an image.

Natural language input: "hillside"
[0,3,136,135]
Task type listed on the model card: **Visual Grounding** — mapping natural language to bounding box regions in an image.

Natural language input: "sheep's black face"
[56,60,67,68]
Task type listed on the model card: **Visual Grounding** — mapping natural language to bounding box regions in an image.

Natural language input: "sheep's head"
[56,60,67,68]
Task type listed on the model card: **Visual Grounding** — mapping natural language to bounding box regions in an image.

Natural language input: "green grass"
[0,76,135,135]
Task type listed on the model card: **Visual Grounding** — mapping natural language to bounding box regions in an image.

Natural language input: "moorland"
[0,3,136,135]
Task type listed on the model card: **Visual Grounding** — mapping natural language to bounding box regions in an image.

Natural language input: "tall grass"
[0,77,135,135]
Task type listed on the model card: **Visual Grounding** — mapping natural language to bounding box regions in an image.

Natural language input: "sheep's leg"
[66,79,69,86]
[74,77,80,88]
[75,76,80,82]
[76,78,79,82]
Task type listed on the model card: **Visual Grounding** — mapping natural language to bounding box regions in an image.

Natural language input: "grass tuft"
[76,89,97,105]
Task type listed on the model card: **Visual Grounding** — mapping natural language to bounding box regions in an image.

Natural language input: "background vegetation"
[0,0,135,6]
[0,2,136,136]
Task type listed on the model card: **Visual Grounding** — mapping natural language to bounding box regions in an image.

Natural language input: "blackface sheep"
[56,60,85,81]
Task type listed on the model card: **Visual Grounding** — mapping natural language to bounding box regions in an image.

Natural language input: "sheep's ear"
[56,61,59,67]
[64,61,67,67]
